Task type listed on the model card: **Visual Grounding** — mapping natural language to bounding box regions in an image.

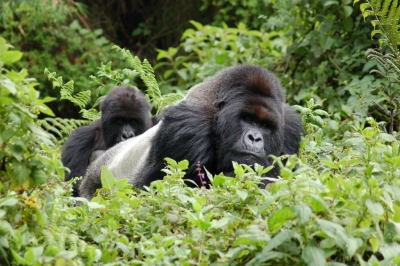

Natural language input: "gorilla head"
[79,65,302,200]
[209,67,287,176]
[61,86,152,196]
[100,87,152,148]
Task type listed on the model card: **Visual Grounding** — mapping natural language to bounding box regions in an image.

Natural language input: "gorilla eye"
[217,101,225,109]
[244,116,252,122]
[117,119,123,124]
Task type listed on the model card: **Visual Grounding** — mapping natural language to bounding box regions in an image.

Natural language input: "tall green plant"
[0,38,59,190]
[356,0,400,133]
[0,38,66,263]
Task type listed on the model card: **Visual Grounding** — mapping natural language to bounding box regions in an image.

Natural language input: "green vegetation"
[1,0,400,265]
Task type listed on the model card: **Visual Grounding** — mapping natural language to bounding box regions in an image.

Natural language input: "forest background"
[1,0,400,265]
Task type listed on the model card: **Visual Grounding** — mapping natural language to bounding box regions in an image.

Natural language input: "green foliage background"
[0,0,400,265]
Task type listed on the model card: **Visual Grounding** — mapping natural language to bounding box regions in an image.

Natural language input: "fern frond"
[38,117,90,142]
[45,68,92,109]
[80,108,101,121]
[159,93,185,107]
[360,0,400,54]
[112,45,183,113]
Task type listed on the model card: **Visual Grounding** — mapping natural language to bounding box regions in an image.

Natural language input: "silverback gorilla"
[62,86,152,196]
[79,65,302,200]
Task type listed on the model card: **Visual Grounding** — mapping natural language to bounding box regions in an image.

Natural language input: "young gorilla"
[79,65,303,200]
[62,86,152,197]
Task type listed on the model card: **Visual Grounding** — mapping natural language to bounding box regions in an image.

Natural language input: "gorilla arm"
[62,121,104,196]
[79,122,162,200]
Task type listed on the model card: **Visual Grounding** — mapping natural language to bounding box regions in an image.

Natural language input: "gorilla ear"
[214,99,226,110]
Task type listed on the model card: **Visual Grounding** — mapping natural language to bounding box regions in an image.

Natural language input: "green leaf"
[177,160,189,170]
[268,208,295,231]
[365,199,384,216]
[385,155,400,165]
[164,158,178,168]
[346,237,360,257]
[371,30,383,39]
[280,167,293,178]
[321,160,339,170]
[301,246,326,266]
[369,237,379,252]
[156,49,168,60]
[234,163,244,177]
[293,204,312,225]
[100,166,116,190]
[0,37,7,54]
[261,230,295,253]
[13,161,31,185]
[246,251,284,266]
[211,217,231,229]
[0,198,18,207]
[189,20,204,30]
[236,189,248,201]
[313,109,330,117]
[87,202,105,209]
[1,51,23,65]
[360,3,371,13]
[304,194,328,213]
[378,133,396,142]
[343,6,353,17]
[216,52,228,64]
[323,1,339,7]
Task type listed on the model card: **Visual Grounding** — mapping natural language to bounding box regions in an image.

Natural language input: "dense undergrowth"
[1,0,400,265]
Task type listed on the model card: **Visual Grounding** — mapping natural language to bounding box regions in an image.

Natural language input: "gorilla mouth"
[232,149,265,159]
[229,150,267,166]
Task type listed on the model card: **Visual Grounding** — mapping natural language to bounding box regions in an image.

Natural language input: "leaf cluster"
[0,37,66,263]
[355,0,400,134]
[5,117,400,265]
[0,0,130,117]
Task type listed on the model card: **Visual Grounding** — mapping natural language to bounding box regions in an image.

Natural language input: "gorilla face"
[213,72,286,177]
[101,87,152,148]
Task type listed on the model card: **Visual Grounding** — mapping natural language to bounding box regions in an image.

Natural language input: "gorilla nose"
[243,129,264,153]
[121,130,135,141]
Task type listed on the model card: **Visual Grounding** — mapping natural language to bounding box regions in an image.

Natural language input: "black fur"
[140,66,301,187]
[62,86,152,196]
[79,65,302,199]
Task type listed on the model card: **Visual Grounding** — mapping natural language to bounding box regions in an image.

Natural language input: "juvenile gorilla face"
[101,87,152,148]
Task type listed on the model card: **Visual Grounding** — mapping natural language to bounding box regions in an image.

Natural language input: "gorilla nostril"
[248,132,262,143]
[121,131,135,141]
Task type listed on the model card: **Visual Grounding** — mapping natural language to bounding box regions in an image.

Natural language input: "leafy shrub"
[155,21,288,94]
[157,0,393,137]
[0,37,66,264]
[0,0,129,117]
[356,0,400,134]
[30,117,400,264]
[200,0,270,28]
